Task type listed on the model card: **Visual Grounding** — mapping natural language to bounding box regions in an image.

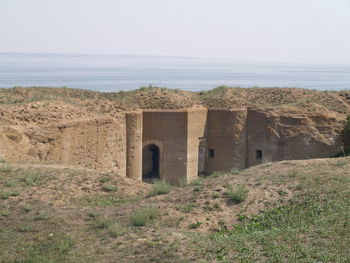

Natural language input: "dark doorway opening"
[142,144,160,182]
[198,138,207,176]
[255,150,263,160]
[208,149,215,158]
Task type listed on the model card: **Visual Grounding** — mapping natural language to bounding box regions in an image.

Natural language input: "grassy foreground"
[0,157,349,262]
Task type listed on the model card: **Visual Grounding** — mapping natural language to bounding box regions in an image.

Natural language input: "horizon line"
[2,51,350,66]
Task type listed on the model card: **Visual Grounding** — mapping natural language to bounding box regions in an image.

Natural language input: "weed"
[230,168,240,174]
[160,216,184,227]
[226,185,249,204]
[22,204,33,212]
[334,160,347,167]
[33,211,50,221]
[129,207,159,227]
[210,171,224,177]
[0,209,10,217]
[189,221,202,229]
[1,189,19,199]
[77,194,138,207]
[87,211,99,218]
[193,184,202,192]
[102,184,118,192]
[148,180,172,196]
[288,169,299,178]
[177,202,198,213]
[212,192,221,199]
[0,164,13,173]
[99,175,110,183]
[213,202,221,209]
[4,179,18,188]
[21,169,41,186]
[109,222,128,237]
[277,189,287,196]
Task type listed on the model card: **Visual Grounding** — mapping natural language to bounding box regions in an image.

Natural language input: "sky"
[1,0,350,63]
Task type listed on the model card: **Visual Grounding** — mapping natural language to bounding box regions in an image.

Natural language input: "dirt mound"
[0,101,107,127]
[1,86,349,115]
[130,88,198,109]
[199,86,350,114]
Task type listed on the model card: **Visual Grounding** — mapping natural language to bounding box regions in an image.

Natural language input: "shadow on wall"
[142,144,160,182]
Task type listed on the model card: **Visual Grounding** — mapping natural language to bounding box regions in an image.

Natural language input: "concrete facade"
[124,107,344,184]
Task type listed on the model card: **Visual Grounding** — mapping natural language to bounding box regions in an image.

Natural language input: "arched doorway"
[142,144,160,182]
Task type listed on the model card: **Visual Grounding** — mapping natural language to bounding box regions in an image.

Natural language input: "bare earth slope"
[0,157,349,262]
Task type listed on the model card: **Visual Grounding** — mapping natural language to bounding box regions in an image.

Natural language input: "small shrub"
[4,179,18,188]
[212,192,221,199]
[22,204,33,212]
[102,184,118,192]
[193,184,202,192]
[129,207,159,227]
[230,168,240,174]
[177,178,188,187]
[0,164,12,173]
[1,189,19,199]
[34,211,50,221]
[99,176,110,183]
[189,221,202,229]
[95,218,110,229]
[148,180,171,197]
[21,170,40,186]
[210,171,224,178]
[0,210,10,217]
[226,185,249,204]
[177,202,198,213]
[108,222,127,237]
[87,211,99,218]
[213,202,221,209]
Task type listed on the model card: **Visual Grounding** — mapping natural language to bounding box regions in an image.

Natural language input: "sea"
[0,53,349,92]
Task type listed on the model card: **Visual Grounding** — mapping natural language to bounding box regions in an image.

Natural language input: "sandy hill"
[1,86,350,114]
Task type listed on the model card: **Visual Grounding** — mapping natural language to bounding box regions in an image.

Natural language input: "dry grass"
[0,156,349,262]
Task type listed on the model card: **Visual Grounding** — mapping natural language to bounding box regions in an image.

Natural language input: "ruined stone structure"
[125,108,344,184]
[0,107,344,185]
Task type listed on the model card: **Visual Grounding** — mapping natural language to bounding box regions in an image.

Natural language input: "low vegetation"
[226,184,249,203]
[148,180,172,196]
[0,157,349,262]
[129,207,159,227]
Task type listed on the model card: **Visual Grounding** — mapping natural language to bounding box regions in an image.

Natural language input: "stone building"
[126,108,343,184]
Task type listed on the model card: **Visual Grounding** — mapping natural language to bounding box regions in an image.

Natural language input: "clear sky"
[1,0,350,63]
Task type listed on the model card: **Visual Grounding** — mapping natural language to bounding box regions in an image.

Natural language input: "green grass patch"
[101,183,118,192]
[0,164,13,173]
[226,184,249,204]
[177,202,199,213]
[129,207,159,227]
[148,180,172,197]
[192,170,350,262]
[76,194,138,207]
[21,169,41,186]
[1,189,20,199]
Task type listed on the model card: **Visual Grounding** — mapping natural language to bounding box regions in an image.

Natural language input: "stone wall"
[186,109,208,182]
[0,117,126,175]
[142,110,188,184]
[205,109,247,173]
[246,108,344,167]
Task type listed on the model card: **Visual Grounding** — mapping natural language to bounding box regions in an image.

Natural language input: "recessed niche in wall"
[255,150,263,160]
[208,149,215,158]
